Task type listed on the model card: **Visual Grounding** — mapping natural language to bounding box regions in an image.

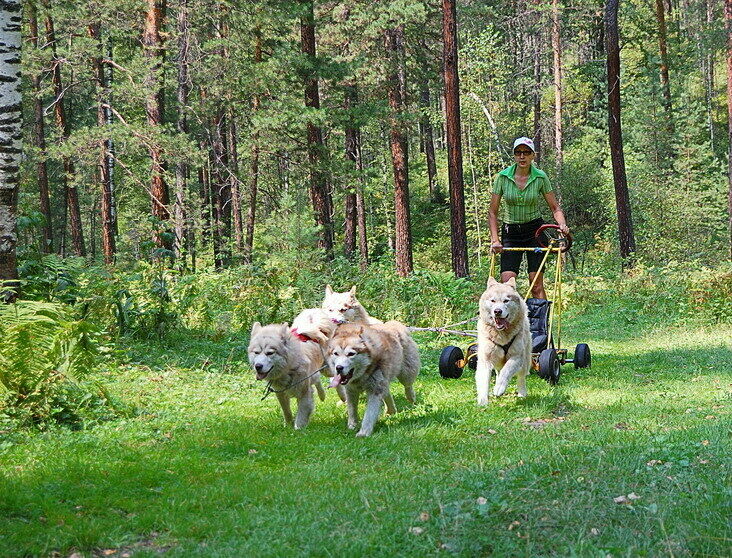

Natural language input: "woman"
[489,137,569,300]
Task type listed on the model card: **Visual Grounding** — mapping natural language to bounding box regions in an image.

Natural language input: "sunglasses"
[514,150,534,156]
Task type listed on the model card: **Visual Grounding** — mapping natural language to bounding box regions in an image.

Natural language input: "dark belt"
[503,219,543,235]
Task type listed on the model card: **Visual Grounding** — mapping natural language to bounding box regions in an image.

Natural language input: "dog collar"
[290,328,318,343]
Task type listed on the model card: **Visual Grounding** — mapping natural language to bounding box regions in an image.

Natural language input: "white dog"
[475,277,532,405]
[248,322,326,429]
[322,285,382,325]
[327,321,419,437]
[290,307,346,402]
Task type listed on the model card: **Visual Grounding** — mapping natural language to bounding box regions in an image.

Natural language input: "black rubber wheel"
[538,348,561,385]
[439,345,465,379]
[466,343,478,370]
[574,343,591,369]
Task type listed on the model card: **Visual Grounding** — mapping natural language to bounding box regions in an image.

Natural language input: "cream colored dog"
[290,307,346,402]
[322,285,382,325]
[326,321,419,437]
[248,322,326,429]
[475,277,532,405]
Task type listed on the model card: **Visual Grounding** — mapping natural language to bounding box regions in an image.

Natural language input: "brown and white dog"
[326,321,419,437]
[322,285,382,325]
[475,277,532,405]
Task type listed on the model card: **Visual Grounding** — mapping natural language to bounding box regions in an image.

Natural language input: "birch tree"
[0,0,21,301]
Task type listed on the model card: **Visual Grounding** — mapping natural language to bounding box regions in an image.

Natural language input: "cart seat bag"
[526,298,552,352]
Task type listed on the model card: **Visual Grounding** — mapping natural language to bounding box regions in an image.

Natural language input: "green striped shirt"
[492,164,553,224]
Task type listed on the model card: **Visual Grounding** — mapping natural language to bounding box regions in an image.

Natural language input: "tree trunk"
[552,0,563,180]
[88,22,116,265]
[726,0,732,258]
[0,0,21,301]
[174,0,189,265]
[244,27,261,264]
[28,0,52,253]
[705,0,715,151]
[143,0,170,250]
[420,83,438,202]
[606,0,636,262]
[344,86,358,259]
[227,115,243,256]
[44,0,85,257]
[442,0,469,278]
[386,25,413,277]
[300,0,333,260]
[211,112,231,269]
[655,0,672,115]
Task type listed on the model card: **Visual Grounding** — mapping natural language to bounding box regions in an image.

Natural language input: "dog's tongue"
[495,316,508,329]
[329,374,343,388]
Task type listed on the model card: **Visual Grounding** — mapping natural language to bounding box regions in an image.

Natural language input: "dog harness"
[495,333,518,355]
[290,328,318,343]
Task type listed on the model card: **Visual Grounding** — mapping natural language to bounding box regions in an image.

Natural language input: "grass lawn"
[0,303,730,557]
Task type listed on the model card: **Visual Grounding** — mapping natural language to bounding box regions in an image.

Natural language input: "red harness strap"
[291,328,318,343]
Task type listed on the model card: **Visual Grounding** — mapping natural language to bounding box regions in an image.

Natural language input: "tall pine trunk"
[89,22,116,264]
[227,115,243,255]
[655,0,672,115]
[386,25,413,277]
[0,0,21,301]
[344,86,358,258]
[300,0,333,260]
[552,0,563,180]
[44,0,85,257]
[606,0,636,262]
[143,0,170,250]
[28,0,52,253]
[442,0,469,278]
[174,0,189,265]
[244,27,261,264]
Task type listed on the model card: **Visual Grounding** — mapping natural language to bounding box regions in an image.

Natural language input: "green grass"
[0,306,730,557]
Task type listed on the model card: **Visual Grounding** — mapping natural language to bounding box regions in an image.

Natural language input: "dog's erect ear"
[251,322,261,336]
[505,277,517,288]
[325,284,333,296]
[349,285,357,296]
[487,277,498,287]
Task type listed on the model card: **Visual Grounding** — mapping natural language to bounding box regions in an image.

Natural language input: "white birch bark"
[0,0,22,297]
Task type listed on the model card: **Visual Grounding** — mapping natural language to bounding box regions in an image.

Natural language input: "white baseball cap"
[513,137,535,152]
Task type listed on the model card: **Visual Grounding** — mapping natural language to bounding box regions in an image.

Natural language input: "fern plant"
[0,301,106,427]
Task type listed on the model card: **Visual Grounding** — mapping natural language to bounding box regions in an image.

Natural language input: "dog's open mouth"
[494,316,509,330]
[329,371,353,387]
[255,370,270,381]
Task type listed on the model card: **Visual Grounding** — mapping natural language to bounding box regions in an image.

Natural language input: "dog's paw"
[477,396,490,406]
[355,430,371,438]
[517,390,527,398]
[347,422,358,430]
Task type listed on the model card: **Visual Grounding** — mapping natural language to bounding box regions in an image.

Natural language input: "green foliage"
[0,301,113,428]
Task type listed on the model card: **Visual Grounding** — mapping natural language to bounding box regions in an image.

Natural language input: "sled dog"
[248,322,326,429]
[326,321,419,437]
[475,277,532,405]
[290,308,346,402]
[322,285,382,325]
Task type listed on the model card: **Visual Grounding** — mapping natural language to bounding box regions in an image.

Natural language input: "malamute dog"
[290,308,346,402]
[322,285,382,325]
[248,322,327,429]
[326,321,419,437]
[475,277,532,405]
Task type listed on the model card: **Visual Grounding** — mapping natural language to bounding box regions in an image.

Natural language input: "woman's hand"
[559,223,570,235]
[490,241,503,254]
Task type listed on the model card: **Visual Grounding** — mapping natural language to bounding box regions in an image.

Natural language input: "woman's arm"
[489,193,503,253]
[543,191,569,234]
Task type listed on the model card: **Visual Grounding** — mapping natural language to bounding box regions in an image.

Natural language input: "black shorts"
[500,218,545,274]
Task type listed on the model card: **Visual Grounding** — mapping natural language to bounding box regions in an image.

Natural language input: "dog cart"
[438,225,590,385]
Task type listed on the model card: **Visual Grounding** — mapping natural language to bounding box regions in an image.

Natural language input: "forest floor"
[0,302,730,557]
